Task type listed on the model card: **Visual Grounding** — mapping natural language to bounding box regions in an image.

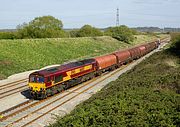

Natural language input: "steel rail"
[0,85,28,96]
[0,100,33,116]
[0,88,28,100]
[0,79,28,89]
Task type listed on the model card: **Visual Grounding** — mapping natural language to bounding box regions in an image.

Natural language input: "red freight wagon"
[145,42,156,52]
[128,47,141,60]
[149,42,157,50]
[94,55,117,70]
[138,45,147,56]
[113,50,131,65]
[144,43,152,53]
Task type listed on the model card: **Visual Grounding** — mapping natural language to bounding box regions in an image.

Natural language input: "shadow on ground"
[21,89,31,99]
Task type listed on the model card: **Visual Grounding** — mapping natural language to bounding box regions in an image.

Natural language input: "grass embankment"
[50,35,179,127]
[0,35,166,79]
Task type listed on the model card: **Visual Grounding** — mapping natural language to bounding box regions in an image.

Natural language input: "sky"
[0,0,180,29]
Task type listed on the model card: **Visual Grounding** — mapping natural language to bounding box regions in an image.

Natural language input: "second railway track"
[0,79,28,100]
[0,78,28,89]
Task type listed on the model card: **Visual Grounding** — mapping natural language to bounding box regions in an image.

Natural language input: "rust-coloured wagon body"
[94,55,117,70]
[138,45,147,56]
[113,50,131,64]
[128,47,141,60]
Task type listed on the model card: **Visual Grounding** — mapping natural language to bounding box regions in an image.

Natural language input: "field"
[50,35,180,127]
[0,35,165,79]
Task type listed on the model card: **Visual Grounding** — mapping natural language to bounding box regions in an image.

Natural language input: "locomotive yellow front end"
[28,74,46,99]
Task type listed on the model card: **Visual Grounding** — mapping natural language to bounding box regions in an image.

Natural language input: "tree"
[76,25,103,37]
[105,25,135,43]
[16,16,65,38]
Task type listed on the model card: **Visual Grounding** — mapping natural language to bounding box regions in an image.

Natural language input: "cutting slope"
[0,35,163,79]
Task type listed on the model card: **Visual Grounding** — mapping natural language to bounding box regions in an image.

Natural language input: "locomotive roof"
[30,59,96,77]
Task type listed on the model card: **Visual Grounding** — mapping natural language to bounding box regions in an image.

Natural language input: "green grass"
[133,35,158,45]
[49,39,179,127]
[0,35,167,79]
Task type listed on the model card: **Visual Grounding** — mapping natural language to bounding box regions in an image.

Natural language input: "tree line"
[0,15,137,43]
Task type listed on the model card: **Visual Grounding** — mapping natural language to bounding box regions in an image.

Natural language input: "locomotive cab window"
[37,77,44,83]
[29,75,44,83]
[30,76,36,82]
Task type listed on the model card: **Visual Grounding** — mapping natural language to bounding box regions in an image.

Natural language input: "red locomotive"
[29,39,163,99]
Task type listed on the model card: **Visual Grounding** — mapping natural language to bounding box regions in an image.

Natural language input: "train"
[28,38,168,99]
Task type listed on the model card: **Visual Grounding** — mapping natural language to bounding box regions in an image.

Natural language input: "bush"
[76,25,103,37]
[170,32,180,50]
[0,32,16,39]
[69,29,79,37]
[105,25,135,43]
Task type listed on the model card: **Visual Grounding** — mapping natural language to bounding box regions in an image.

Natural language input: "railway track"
[0,100,33,116]
[0,79,28,99]
[0,78,28,89]
[0,78,94,122]
[0,64,128,127]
